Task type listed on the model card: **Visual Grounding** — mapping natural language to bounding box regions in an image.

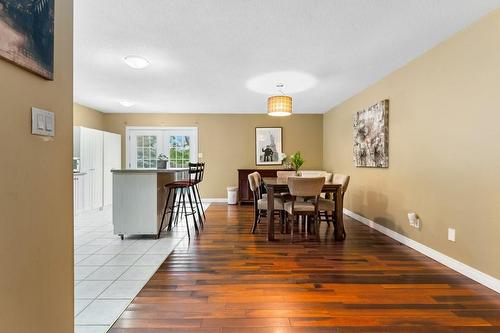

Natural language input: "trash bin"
[227,186,238,205]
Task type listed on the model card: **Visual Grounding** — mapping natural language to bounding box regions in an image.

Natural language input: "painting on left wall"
[0,0,54,80]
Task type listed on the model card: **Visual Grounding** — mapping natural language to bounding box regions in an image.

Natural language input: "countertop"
[111,169,188,174]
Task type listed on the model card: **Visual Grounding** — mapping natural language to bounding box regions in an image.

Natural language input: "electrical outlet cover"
[448,228,456,242]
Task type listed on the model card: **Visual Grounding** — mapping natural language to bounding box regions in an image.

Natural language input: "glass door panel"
[127,128,197,169]
[128,130,163,169]
[164,129,197,169]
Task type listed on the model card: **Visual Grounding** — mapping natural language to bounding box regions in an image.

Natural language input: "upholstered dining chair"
[248,172,285,234]
[284,176,325,242]
[316,173,350,231]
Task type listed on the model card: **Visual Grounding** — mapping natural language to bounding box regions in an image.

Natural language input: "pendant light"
[268,84,292,116]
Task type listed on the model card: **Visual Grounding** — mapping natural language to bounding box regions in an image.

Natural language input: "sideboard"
[237,168,290,204]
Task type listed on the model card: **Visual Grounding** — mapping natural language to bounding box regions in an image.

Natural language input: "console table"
[237,168,290,204]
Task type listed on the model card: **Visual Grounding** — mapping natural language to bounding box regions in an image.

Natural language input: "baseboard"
[201,198,227,203]
[344,209,500,293]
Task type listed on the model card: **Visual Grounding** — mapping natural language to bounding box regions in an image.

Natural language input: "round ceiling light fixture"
[268,83,292,117]
[123,55,150,69]
[247,71,317,94]
[119,100,135,107]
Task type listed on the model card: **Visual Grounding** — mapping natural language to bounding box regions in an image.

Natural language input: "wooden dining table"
[263,177,346,241]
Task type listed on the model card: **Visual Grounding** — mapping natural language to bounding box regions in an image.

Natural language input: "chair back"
[277,170,295,179]
[248,172,259,192]
[198,163,205,181]
[188,163,204,183]
[287,176,324,197]
[333,173,350,196]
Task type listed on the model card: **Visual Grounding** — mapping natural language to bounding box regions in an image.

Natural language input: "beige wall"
[73,103,105,130]
[103,113,323,197]
[0,1,74,332]
[323,10,500,279]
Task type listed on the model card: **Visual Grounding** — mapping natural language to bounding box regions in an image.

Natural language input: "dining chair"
[284,176,325,242]
[316,173,350,232]
[248,172,285,234]
[276,171,296,198]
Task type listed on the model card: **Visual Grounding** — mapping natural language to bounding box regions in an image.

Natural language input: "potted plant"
[157,153,168,169]
[290,151,305,175]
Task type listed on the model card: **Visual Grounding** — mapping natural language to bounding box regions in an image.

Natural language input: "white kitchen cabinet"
[74,126,121,213]
[103,132,122,207]
[81,127,103,211]
[73,173,86,215]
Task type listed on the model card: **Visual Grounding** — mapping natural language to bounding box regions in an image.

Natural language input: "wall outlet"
[198,152,203,159]
[448,228,456,242]
[407,212,421,229]
[408,212,415,227]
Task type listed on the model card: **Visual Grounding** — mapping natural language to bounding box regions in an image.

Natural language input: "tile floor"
[74,204,209,333]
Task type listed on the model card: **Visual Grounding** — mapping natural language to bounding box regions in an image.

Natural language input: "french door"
[127,127,198,169]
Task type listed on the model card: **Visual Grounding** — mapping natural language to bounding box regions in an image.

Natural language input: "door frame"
[126,126,199,169]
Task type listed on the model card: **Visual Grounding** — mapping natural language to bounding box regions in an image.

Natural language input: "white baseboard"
[344,209,500,293]
[201,198,227,203]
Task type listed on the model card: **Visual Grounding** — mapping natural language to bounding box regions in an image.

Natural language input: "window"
[136,135,158,168]
[127,128,197,169]
[169,135,191,168]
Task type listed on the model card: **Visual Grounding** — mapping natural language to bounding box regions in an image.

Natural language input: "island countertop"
[111,169,188,174]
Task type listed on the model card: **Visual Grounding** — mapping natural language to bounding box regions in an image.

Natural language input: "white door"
[103,132,121,206]
[163,129,198,169]
[81,128,103,210]
[74,174,85,215]
[127,128,197,169]
[128,130,163,169]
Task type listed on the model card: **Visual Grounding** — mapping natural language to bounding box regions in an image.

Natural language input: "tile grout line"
[74,204,209,331]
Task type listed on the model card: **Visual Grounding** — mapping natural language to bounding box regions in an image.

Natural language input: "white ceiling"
[74,0,500,114]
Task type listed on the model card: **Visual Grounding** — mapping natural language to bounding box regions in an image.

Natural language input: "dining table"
[262,177,346,241]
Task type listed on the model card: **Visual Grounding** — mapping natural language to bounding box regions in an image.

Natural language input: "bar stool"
[159,166,201,239]
[189,163,206,224]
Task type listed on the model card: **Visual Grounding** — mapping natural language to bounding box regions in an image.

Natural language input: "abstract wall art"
[0,0,54,80]
[353,99,389,168]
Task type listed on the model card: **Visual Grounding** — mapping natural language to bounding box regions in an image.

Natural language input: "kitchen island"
[112,169,187,238]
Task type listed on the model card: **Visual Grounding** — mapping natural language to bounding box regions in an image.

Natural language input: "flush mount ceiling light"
[268,84,292,117]
[119,100,135,107]
[247,71,317,94]
[123,55,150,69]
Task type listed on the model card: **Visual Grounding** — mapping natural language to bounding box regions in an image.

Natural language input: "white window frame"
[126,126,198,169]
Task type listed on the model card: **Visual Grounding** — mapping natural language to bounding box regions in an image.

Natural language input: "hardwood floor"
[109,204,500,332]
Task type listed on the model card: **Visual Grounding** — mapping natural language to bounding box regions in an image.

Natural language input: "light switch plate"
[448,228,456,242]
[32,107,55,137]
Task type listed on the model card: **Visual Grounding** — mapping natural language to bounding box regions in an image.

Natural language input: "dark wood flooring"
[110,204,500,332]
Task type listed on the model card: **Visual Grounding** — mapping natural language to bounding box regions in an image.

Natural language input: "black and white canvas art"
[255,127,282,165]
[353,99,389,168]
[0,0,54,80]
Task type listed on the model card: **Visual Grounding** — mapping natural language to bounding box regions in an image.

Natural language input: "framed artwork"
[255,127,283,165]
[353,99,389,168]
[0,0,55,80]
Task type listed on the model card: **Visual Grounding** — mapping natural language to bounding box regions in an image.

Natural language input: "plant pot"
[157,160,168,169]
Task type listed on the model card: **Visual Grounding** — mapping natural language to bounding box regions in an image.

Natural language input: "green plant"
[157,153,168,161]
[290,151,305,171]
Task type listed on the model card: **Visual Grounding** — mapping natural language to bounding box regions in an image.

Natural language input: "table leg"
[267,186,275,241]
[334,187,345,241]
